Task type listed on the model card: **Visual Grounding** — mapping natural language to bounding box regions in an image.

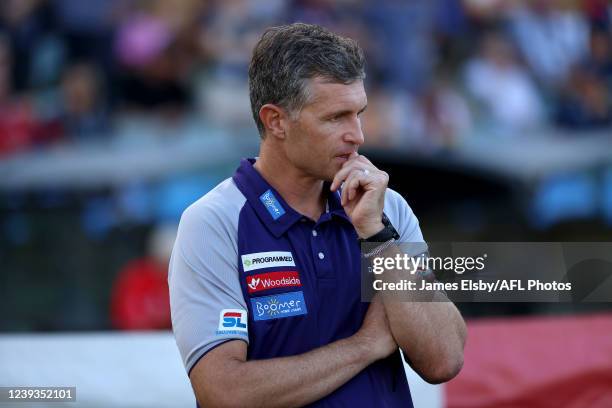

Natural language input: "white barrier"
[0,332,442,407]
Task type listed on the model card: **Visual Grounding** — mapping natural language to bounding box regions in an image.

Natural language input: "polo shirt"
[169,158,424,407]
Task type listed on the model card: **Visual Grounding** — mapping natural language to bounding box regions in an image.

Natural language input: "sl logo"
[222,311,247,329]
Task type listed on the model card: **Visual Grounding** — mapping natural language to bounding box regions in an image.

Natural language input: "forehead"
[303,77,367,113]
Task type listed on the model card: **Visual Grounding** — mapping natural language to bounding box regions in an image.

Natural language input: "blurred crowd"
[0,0,611,157]
[2,0,611,331]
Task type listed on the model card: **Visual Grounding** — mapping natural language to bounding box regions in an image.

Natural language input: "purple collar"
[232,158,350,237]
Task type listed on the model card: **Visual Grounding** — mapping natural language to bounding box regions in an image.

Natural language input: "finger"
[347,176,363,201]
[343,168,371,205]
[347,151,360,161]
[331,158,373,192]
[330,152,375,191]
[340,169,357,206]
[354,154,373,166]
[341,170,359,205]
[347,171,364,202]
[344,154,372,171]
[331,156,361,191]
[331,161,359,192]
[343,153,369,170]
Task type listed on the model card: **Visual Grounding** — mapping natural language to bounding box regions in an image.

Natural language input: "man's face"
[283,77,367,181]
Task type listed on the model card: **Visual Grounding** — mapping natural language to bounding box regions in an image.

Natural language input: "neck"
[254,143,326,221]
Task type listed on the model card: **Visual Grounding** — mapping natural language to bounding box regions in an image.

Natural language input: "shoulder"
[177,178,247,246]
[383,187,424,242]
[171,177,247,277]
[180,178,246,231]
[383,187,415,221]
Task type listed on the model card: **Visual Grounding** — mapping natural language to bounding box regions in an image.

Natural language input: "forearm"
[377,246,466,383]
[384,298,465,382]
[196,335,375,408]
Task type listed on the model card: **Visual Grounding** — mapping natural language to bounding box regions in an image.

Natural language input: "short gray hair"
[249,23,365,137]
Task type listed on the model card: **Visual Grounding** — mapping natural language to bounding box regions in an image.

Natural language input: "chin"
[302,161,336,182]
[323,169,338,183]
[310,169,333,183]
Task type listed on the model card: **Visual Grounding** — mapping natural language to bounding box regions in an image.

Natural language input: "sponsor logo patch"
[216,309,248,336]
[251,291,307,321]
[259,189,285,220]
[246,271,301,294]
[241,251,295,272]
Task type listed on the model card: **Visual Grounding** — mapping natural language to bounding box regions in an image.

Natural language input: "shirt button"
[312,230,318,237]
[318,252,325,260]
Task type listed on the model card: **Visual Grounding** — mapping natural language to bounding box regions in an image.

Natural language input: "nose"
[342,115,364,146]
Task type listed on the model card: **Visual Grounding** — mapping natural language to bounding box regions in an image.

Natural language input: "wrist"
[350,331,381,364]
[355,222,385,240]
[358,213,400,243]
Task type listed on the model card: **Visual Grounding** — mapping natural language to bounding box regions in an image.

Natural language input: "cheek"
[307,134,333,162]
[286,121,338,170]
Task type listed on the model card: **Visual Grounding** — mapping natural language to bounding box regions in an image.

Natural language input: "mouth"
[334,153,354,163]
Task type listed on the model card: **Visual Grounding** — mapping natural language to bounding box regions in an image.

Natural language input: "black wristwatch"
[359,213,400,243]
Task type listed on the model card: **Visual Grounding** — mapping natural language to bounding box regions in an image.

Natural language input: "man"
[169,23,466,407]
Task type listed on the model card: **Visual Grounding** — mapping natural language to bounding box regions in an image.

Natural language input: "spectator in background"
[555,24,612,130]
[288,0,339,28]
[360,87,409,147]
[585,27,612,90]
[408,77,472,150]
[464,30,545,133]
[582,0,610,29]
[110,223,176,331]
[199,0,278,70]
[0,0,55,91]
[508,0,589,88]
[555,65,612,129]
[286,0,366,40]
[362,78,471,151]
[194,0,285,127]
[50,0,119,79]
[0,33,40,155]
[60,62,110,141]
[0,0,42,154]
[114,12,190,115]
[362,0,437,92]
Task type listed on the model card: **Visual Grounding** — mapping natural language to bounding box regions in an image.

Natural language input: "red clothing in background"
[110,258,171,330]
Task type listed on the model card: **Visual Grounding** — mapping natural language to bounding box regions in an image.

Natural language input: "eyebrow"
[327,105,368,118]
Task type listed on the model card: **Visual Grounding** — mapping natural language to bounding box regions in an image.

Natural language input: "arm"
[330,153,466,384]
[378,245,466,384]
[170,194,396,406]
[190,300,396,408]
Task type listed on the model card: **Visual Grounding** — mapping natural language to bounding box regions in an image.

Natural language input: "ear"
[259,104,289,140]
